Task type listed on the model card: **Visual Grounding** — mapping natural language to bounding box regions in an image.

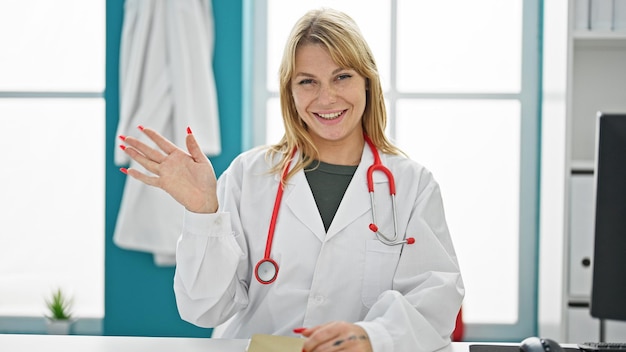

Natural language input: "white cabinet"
[568,174,595,301]
[567,175,626,342]
[554,0,626,343]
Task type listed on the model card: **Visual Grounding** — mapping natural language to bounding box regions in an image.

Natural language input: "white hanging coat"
[113,0,221,265]
[174,145,465,352]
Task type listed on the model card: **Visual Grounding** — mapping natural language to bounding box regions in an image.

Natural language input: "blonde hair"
[268,8,401,179]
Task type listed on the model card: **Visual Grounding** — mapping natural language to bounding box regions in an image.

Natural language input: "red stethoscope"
[254,134,415,285]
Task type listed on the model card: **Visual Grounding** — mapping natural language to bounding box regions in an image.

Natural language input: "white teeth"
[317,111,342,119]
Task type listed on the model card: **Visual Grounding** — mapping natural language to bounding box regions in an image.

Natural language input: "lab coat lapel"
[283,169,327,242]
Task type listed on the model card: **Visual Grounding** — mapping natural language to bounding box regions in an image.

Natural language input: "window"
[0,0,105,332]
[246,0,540,339]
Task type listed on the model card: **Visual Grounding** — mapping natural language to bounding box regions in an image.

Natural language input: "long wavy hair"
[267,8,402,180]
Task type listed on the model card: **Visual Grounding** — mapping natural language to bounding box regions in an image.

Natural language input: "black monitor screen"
[590,113,626,322]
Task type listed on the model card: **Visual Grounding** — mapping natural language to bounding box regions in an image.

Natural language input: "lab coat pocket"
[361,240,400,308]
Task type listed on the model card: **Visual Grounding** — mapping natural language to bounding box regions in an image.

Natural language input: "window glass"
[0,0,104,324]
[396,0,522,93]
[396,99,521,323]
[0,0,105,91]
[0,99,105,317]
[267,0,390,92]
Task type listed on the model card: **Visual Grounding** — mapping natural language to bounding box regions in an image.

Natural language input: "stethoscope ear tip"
[406,237,415,245]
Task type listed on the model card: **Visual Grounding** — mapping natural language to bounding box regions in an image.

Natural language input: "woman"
[120,8,464,352]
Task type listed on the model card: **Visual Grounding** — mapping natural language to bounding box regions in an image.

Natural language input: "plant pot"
[46,319,73,335]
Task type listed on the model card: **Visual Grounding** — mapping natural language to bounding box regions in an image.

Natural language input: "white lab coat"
[113,0,221,265]
[174,144,465,352]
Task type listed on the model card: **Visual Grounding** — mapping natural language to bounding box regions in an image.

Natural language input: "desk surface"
[0,334,527,352]
[0,334,583,352]
[0,334,250,352]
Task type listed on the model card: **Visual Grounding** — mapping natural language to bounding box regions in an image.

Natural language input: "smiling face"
[291,43,367,151]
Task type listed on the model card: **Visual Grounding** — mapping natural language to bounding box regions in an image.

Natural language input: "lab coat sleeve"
[173,167,251,327]
[357,168,464,352]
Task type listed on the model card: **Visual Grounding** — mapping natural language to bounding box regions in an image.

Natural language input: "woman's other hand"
[298,321,373,352]
[120,126,218,214]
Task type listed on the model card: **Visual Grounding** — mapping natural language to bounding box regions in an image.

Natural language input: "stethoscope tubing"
[255,149,296,284]
[263,154,292,259]
[364,135,413,246]
[255,135,414,284]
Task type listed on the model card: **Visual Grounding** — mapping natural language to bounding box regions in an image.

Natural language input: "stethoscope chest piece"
[255,258,279,284]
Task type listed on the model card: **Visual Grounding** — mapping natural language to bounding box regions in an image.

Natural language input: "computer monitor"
[590,112,626,322]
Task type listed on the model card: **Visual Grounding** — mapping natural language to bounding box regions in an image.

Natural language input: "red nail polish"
[187,126,192,134]
[118,135,126,141]
[120,167,128,175]
[137,125,144,131]
[293,327,306,334]
[119,145,126,151]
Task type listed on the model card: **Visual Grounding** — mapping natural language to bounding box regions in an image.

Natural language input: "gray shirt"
[304,161,358,232]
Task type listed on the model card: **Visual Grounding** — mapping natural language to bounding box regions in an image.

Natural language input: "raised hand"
[119,126,219,214]
[298,321,373,352]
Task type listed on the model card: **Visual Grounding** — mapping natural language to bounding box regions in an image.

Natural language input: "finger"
[303,325,341,352]
[122,144,162,175]
[123,167,160,187]
[312,334,369,352]
[124,137,165,162]
[293,327,308,335]
[185,130,209,163]
[299,326,318,338]
[140,126,180,155]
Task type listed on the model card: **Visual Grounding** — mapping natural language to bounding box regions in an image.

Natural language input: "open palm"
[120,126,219,214]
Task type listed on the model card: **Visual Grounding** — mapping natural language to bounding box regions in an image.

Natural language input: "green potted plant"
[45,288,74,335]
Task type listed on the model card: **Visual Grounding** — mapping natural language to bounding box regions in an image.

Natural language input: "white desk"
[0,334,250,352]
[0,334,521,352]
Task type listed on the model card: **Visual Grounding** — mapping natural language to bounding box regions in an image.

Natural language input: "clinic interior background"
[0,0,577,343]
